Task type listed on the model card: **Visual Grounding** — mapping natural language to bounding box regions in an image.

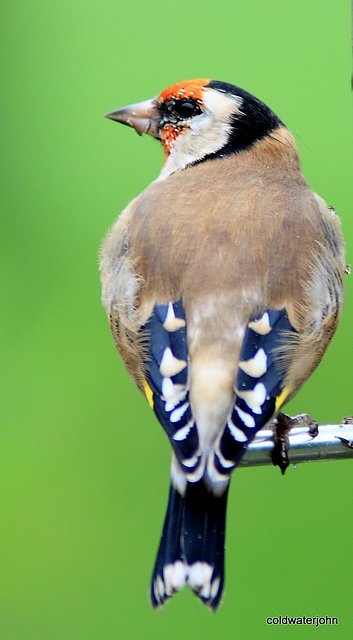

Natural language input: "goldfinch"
[100,78,345,609]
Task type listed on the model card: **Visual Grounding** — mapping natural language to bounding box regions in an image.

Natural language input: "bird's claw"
[271,412,318,475]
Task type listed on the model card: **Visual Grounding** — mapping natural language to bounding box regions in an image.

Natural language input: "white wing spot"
[235,406,256,429]
[228,419,248,442]
[207,455,234,483]
[159,347,187,377]
[162,377,187,410]
[252,406,262,415]
[239,348,267,377]
[248,312,271,335]
[163,302,186,332]
[215,449,235,468]
[184,456,205,482]
[237,382,266,410]
[170,402,189,423]
[173,420,193,441]
[182,453,199,468]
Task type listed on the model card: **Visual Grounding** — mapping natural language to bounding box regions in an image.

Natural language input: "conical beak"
[104,97,160,138]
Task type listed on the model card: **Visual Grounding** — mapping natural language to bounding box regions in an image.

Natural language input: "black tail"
[150,480,229,610]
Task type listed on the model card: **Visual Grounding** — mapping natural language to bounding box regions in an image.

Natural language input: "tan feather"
[100,125,345,407]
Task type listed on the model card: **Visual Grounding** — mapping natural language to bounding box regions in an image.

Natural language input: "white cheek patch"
[202,89,243,122]
[158,91,243,178]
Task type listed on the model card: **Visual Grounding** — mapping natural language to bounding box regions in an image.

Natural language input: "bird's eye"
[172,100,202,119]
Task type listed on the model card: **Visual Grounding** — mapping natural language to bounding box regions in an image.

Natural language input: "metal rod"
[239,422,353,468]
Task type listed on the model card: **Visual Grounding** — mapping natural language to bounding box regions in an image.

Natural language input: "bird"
[100,78,345,609]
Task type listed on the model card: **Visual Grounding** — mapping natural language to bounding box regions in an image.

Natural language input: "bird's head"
[105,79,284,177]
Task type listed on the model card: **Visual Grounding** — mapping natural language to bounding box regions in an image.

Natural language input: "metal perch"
[240,418,353,468]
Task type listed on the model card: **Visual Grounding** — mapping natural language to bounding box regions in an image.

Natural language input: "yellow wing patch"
[143,379,154,408]
[275,386,290,412]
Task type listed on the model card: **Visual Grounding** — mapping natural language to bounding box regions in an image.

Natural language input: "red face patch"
[158,78,210,103]
[161,124,186,156]
[158,79,210,158]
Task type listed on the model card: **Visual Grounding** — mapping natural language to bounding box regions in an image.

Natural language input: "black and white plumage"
[100,78,345,609]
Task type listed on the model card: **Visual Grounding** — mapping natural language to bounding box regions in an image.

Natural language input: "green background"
[1,1,352,638]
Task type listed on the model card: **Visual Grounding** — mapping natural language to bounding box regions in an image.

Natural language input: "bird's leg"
[271,412,319,475]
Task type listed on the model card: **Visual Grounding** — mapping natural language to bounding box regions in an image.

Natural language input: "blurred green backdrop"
[1,1,352,638]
